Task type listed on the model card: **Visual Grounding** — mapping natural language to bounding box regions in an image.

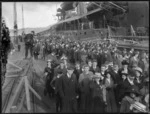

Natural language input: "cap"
[83,64,89,68]
[67,65,75,70]
[134,51,139,55]
[92,75,101,79]
[60,60,64,64]
[87,59,92,62]
[75,61,80,65]
[57,70,63,75]
[132,63,138,68]
[128,70,136,77]
[92,59,97,63]
[122,60,129,65]
[104,61,110,66]
[47,59,52,62]
[134,67,143,74]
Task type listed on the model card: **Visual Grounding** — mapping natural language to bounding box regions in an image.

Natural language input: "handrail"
[110,35,149,39]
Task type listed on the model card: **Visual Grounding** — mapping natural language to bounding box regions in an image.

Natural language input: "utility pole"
[14,2,18,45]
[22,4,25,35]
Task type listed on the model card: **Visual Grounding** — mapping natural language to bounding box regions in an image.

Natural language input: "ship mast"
[22,4,25,35]
[13,2,18,45]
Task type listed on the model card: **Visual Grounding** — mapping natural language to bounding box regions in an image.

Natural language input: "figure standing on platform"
[24,31,34,59]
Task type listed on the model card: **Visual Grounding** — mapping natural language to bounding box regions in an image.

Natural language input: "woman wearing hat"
[120,86,142,113]
[140,77,149,110]
[89,74,106,113]
[134,67,144,90]
[103,71,117,113]
[129,51,139,68]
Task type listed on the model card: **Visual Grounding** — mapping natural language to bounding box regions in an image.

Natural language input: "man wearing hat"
[54,60,67,77]
[73,62,82,81]
[33,40,40,60]
[59,65,79,113]
[89,74,106,113]
[90,59,100,74]
[118,60,131,78]
[47,51,59,67]
[78,64,93,113]
[51,70,63,112]
[43,59,55,98]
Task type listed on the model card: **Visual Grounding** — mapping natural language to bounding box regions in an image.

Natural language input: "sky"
[2,2,62,29]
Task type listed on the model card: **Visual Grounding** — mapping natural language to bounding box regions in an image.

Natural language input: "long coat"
[104,77,117,113]
[120,96,133,113]
[59,73,78,113]
[118,78,139,103]
[90,66,100,74]
[44,67,54,95]
[89,81,106,113]
[78,72,93,113]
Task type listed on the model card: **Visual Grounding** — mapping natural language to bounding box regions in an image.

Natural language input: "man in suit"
[78,64,94,113]
[24,31,34,59]
[73,62,82,81]
[50,70,63,112]
[90,59,100,74]
[59,65,79,113]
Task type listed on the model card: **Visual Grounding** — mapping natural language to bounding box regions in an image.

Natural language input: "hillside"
[9,25,51,36]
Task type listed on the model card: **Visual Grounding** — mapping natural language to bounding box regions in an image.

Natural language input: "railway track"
[2,58,53,113]
[2,58,33,113]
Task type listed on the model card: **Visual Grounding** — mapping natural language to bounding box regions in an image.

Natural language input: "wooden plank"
[5,75,19,78]
[8,62,22,70]
[16,93,26,113]
[10,106,17,113]
[5,77,24,113]
[25,76,31,111]
[28,82,42,100]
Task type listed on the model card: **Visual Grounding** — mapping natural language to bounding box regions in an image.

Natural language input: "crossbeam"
[8,62,22,70]
[5,77,24,113]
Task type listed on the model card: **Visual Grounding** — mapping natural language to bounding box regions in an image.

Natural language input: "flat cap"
[122,60,129,65]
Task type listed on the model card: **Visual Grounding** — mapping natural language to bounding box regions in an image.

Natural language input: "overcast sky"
[2,2,62,29]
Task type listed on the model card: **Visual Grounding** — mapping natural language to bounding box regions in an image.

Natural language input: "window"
[84,32,86,35]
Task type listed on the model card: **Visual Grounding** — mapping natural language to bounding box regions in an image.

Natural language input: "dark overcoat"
[59,73,78,113]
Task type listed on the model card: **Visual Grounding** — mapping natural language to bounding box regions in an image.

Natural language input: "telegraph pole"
[14,2,18,45]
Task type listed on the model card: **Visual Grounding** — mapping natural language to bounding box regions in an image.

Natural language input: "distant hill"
[9,25,51,36]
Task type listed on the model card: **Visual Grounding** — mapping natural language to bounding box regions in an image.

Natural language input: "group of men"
[39,34,149,113]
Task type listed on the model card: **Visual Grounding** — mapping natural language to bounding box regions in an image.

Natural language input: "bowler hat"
[92,59,97,63]
[57,69,63,75]
[122,60,129,65]
[134,67,143,74]
[60,60,64,63]
[128,69,136,77]
[67,65,74,70]
[47,59,52,62]
[92,75,101,79]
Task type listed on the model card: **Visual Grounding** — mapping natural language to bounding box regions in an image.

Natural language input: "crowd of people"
[1,18,12,85]
[27,34,149,113]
